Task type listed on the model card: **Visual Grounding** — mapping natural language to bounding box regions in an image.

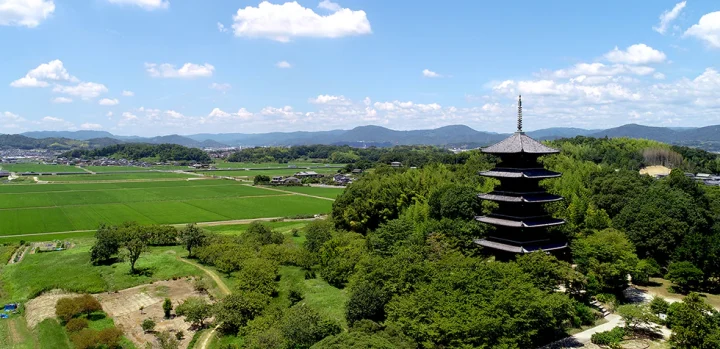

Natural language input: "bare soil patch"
[96,279,209,348]
[639,165,671,177]
[25,290,81,328]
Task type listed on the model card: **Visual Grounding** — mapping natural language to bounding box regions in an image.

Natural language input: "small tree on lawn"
[156,331,180,349]
[90,224,121,265]
[141,318,156,333]
[180,223,206,258]
[123,225,149,274]
[163,298,173,319]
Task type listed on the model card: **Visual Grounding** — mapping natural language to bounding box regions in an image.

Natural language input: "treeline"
[227,144,465,168]
[62,143,211,163]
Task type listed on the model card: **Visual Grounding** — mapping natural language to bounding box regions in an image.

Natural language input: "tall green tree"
[572,229,638,294]
[180,223,206,258]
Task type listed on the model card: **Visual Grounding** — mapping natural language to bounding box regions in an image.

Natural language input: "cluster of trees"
[226,144,466,168]
[90,222,206,273]
[55,295,124,349]
[62,143,211,163]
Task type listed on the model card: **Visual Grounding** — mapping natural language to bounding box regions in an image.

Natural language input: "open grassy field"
[39,172,197,182]
[0,180,333,236]
[0,238,204,302]
[84,166,154,172]
[0,163,81,173]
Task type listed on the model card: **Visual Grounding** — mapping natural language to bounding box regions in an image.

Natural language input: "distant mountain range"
[6,124,720,152]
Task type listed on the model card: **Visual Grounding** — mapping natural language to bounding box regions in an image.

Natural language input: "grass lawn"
[0,163,80,173]
[36,319,72,349]
[636,277,720,309]
[277,266,348,329]
[41,172,195,182]
[203,221,309,235]
[270,186,345,199]
[84,166,154,172]
[0,238,203,302]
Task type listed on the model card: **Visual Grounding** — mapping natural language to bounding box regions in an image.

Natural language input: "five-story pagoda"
[475,96,567,258]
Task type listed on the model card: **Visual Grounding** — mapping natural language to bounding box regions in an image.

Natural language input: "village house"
[390,161,402,167]
[294,171,323,179]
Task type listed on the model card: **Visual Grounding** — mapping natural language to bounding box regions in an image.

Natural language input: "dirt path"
[176,258,231,349]
[7,319,21,344]
[76,166,95,174]
[249,184,336,201]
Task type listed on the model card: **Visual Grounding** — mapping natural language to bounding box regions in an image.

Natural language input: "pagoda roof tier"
[474,238,568,253]
[478,192,563,203]
[482,132,560,155]
[479,168,561,179]
[475,215,565,228]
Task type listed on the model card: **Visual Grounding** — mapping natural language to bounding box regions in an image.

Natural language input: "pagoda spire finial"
[517,95,523,133]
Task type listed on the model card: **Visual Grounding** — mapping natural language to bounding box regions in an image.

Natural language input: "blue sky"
[1,0,720,136]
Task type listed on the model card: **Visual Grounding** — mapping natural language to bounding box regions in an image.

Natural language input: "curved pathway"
[176,256,230,349]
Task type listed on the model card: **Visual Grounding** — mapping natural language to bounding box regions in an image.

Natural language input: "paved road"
[249,184,337,201]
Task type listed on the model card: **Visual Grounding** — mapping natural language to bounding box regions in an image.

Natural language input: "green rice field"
[0,163,81,173]
[0,180,334,236]
[40,172,196,182]
[84,165,154,172]
[275,186,345,199]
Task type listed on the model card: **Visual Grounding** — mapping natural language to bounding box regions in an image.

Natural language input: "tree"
[163,298,173,319]
[215,292,271,334]
[617,304,660,334]
[319,232,366,288]
[123,225,150,273]
[667,293,720,348]
[65,318,89,332]
[367,217,415,256]
[345,280,387,326]
[631,258,661,286]
[56,297,82,322]
[76,294,102,316]
[303,219,334,253]
[280,304,342,349]
[254,174,271,185]
[236,258,279,296]
[649,296,670,316]
[180,223,206,258]
[515,251,576,292]
[427,183,480,220]
[97,327,123,348]
[572,229,639,293]
[70,328,99,349]
[156,330,181,349]
[141,318,156,333]
[241,222,284,247]
[176,297,212,328]
[311,332,404,349]
[665,261,704,293]
[90,223,121,264]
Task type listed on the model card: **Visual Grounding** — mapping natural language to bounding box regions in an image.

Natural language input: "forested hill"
[0,134,121,150]
[61,143,212,163]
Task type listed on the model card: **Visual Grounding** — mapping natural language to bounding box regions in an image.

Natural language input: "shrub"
[156,330,180,349]
[77,294,102,316]
[590,327,625,346]
[176,297,212,328]
[70,328,99,349]
[176,331,185,340]
[193,277,211,293]
[97,327,123,348]
[665,261,704,293]
[65,318,89,332]
[142,318,156,333]
[649,296,670,316]
[572,303,596,327]
[163,298,173,318]
[280,304,342,348]
[56,297,81,322]
[289,287,304,306]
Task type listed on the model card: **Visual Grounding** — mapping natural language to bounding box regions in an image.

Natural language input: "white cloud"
[106,112,113,117]
[685,11,720,48]
[604,44,666,64]
[52,97,72,103]
[11,77,48,88]
[209,82,232,93]
[106,0,168,10]
[208,108,231,118]
[653,1,686,34]
[203,108,253,123]
[217,22,228,32]
[318,0,340,12]
[653,72,666,80]
[122,112,138,121]
[276,61,292,69]
[145,62,215,78]
[98,98,119,106]
[422,69,442,78]
[165,110,184,119]
[80,123,102,130]
[2,111,25,122]
[309,94,350,105]
[0,0,55,28]
[232,1,371,42]
[11,59,77,87]
[122,90,134,97]
[53,82,108,99]
[550,62,654,79]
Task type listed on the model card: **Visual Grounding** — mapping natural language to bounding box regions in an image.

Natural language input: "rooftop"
[474,239,568,253]
[482,132,560,154]
[478,192,563,203]
[475,215,565,228]
[479,168,561,179]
